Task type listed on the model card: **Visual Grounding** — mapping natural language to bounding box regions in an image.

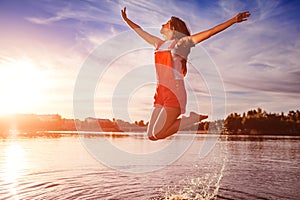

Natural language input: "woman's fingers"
[236,11,250,23]
[243,11,251,19]
[121,7,127,19]
[121,7,126,14]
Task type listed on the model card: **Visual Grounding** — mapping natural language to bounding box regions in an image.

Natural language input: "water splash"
[151,136,228,200]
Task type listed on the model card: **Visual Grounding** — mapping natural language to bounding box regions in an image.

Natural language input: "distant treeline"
[220,108,300,135]
[0,114,147,138]
[1,108,300,137]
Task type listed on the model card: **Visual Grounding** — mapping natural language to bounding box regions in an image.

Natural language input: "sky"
[0,0,299,122]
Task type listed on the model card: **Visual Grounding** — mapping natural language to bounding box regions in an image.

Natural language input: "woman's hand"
[120,6,162,47]
[121,7,128,21]
[235,11,251,23]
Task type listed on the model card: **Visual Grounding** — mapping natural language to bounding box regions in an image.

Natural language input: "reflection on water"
[0,134,299,199]
[105,133,173,154]
[3,144,27,182]
[2,143,28,199]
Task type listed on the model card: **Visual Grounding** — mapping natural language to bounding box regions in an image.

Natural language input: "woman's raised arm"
[190,11,250,45]
[121,7,162,48]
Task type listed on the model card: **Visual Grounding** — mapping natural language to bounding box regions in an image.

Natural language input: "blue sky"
[0,0,299,121]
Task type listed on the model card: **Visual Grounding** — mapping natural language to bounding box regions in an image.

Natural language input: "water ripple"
[0,136,299,199]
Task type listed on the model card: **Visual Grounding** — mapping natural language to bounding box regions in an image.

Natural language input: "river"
[0,133,299,199]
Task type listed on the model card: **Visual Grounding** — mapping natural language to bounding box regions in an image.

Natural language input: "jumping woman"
[121,7,250,140]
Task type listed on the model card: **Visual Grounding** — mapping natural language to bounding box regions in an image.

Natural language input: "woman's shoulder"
[176,36,195,48]
[156,39,174,50]
[156,37,194,52]
[172,37,194,58]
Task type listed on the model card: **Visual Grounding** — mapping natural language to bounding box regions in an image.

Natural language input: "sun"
[0,58,45,114]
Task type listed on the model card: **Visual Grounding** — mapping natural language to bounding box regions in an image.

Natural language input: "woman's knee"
[147,126,158,141]
[148,135,159,141]
[147,131,159,141]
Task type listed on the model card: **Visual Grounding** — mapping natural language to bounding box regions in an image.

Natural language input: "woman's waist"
[156,79,185,88]
[157,78,184,83]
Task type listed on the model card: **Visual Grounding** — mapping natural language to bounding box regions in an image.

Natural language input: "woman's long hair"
[170,16,191,76]
[170,16,191,38]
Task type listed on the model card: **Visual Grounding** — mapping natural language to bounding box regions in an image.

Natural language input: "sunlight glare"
[0,59,45,114]
[2,143,28,198]
[3,143,27,180]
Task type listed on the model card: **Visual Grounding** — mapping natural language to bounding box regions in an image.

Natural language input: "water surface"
[0,134,299,199]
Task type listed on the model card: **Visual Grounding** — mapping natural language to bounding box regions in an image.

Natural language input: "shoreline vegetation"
[0,108,299,138]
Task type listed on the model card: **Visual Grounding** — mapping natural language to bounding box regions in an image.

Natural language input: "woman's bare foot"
[190,111,208,122]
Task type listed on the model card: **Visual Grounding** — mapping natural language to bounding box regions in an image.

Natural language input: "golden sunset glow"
[0,59,45,114]
[0,0,298,120]
[3,143,27,182]
[1,143,28,199]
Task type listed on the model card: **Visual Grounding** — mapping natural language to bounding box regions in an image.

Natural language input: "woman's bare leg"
[147,105,208,140]
[151,107,181,140]
[163,112,208,137]
[154,110,208,140]
[147,106,163,140]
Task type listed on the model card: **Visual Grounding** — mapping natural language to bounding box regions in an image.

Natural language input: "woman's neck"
[162,31,175,41]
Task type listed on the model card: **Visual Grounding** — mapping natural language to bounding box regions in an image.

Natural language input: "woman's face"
[162,20,171,29]
[160,19,173,35]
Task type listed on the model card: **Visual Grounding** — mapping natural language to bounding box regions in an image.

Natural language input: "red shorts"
[153,82,187,114]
